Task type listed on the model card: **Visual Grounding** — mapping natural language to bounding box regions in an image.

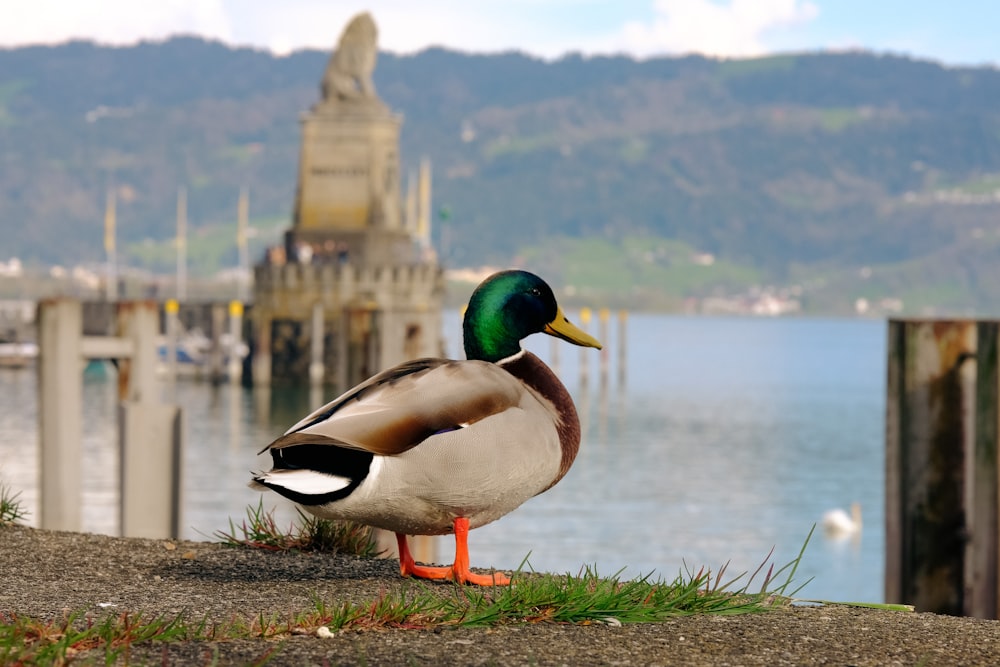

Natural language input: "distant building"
[251,12,444,387]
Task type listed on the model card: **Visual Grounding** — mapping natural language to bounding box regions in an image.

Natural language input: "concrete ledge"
[2,525,998,666]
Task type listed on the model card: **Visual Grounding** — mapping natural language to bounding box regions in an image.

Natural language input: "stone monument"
[252,12,443,387]
[287,11,411,265]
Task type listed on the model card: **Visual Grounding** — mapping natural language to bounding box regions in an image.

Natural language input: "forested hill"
[2,38,1000,311]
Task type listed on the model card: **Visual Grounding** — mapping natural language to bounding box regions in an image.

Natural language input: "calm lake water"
[0,312,886,603]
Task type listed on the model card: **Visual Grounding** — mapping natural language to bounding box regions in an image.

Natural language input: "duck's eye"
[528,287,542,297]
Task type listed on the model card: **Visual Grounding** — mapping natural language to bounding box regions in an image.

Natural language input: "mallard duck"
[251,269,602,585]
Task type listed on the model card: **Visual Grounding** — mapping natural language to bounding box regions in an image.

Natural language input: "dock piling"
[228,301,244,384]
[885,319,1000,617]
[38,299,84,532]
[37,299,183,539]
[310,301,325,386]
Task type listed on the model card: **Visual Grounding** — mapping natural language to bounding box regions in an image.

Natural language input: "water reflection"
[470,315,885,603]
[0,314,886,603]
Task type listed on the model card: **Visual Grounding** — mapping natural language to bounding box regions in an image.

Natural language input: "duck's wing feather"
[262,358,524,457]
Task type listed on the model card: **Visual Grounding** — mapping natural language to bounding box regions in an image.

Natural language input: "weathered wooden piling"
[228,300,244,384]
[885,319,1000,618]
[116,302,185,540]
[116,301,158,403]
[970,322,999,618]
[38,299,84,532]
[618,310,628,386]
[209,303,227,385]
[164,298,180,382]
[579,307,591,386]
[598,308,610,386]
[310,301,325,387]
[119,401,183,539]
[37,299,183,539]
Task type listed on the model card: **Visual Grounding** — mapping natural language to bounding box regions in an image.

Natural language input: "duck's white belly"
[303,401,564,535]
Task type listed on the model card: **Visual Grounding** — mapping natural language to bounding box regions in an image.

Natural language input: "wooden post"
[335,312,349,393]
[618,310,628,387]
[228,300,244,384]
[367,307,381,376]
[209,303,226,385]
[598,307,610,386]
[252,313,272,386]
[310,301,325,386]
[885,319,976,614]
[164,299,179,383]
[119,403,184,539]
[38,299,181,539]
[969,322,999,618]
[116,301,159,403]
[117,300,183,539]
[579,307,591,386]
[37,299,84,532]
[549,333,561,375]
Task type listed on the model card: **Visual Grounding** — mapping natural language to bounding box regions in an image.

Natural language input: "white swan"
[822,502,862,537]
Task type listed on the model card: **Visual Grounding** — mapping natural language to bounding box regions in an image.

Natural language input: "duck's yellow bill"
[543,307,603,349]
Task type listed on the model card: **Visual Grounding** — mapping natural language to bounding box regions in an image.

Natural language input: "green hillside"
[2,40,1000,313]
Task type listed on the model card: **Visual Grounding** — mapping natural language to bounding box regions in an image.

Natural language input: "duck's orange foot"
[456,568,511,586]
[398,559,510,586]
[395,518,511,586]
[398,560,452,580]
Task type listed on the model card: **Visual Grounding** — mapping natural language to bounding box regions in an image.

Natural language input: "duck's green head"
[463,270,602,363]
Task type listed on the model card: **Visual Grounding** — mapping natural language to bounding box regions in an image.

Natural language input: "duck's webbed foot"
[395,518,510,586]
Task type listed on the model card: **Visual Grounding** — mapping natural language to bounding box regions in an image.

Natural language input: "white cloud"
[0,0,821,60]
[616,0,820,58]
[234,3,570,57]
[2,0,232,46]
[0,0,617,58]
[252,5,495,56]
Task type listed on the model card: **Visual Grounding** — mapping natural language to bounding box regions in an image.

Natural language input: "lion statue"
[322,12,379,103]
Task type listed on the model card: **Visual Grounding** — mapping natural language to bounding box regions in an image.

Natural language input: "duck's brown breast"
[500,351,581,492]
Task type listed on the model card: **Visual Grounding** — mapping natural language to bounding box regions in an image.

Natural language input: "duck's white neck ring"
[496,349,526,366]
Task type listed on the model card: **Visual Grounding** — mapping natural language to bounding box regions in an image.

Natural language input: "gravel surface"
[2,525,999,666]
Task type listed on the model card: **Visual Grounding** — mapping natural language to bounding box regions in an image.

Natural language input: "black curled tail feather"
[253,441,375,506]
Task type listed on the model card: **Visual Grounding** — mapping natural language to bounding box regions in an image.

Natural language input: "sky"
[2,0,999,68]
